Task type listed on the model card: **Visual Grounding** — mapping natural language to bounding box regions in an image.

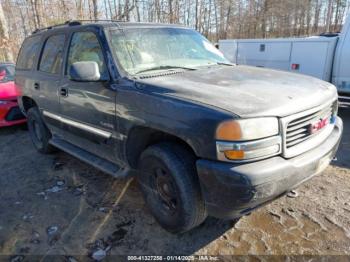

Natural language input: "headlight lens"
[216,118,281,161]
[216,118,279,141]
[0,100,10,105]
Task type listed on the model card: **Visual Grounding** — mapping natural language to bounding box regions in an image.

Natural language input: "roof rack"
[70,19,123,24]
[32,19,123,34]
[32,21,71,34]
[70,19,123,29]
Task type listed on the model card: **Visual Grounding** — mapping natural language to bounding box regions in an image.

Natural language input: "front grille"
[5,106,25,121]
[285,102,335,149]
[338,93,350,108]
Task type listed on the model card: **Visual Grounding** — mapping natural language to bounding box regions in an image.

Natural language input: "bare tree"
[0,2,14,61]
[0,0,350,61]
[92,0,98,20]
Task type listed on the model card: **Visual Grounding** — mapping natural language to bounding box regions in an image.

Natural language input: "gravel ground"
[0,110,349,260]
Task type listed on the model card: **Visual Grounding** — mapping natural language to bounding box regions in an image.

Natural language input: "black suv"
[16,20,342,233]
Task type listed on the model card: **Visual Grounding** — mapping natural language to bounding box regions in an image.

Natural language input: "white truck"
[219,14,350,107]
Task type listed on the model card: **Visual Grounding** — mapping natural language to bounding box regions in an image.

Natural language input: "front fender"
[116,84,234,160]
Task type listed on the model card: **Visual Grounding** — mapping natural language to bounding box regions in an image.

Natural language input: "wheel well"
[22,96,37,112]
[126,127,197,168]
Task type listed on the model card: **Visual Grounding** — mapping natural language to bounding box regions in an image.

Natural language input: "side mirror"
[69,61,101,82]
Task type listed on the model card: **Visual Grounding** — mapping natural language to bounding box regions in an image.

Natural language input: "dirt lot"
[0,110,349,259]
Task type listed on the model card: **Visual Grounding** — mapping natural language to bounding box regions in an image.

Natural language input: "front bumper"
[196,116,343,219]
[0,100,26,127]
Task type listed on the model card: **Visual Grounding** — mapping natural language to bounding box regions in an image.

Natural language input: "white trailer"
[219,14,350,107]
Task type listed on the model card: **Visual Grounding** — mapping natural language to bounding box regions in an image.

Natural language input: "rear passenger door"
[36,33,67,136]
[59,30,117,163]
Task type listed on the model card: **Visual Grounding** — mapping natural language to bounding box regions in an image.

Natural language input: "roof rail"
[32,21,71,34]
[32,19,123,34]
[67,19,123,29]
[69,19,123,23]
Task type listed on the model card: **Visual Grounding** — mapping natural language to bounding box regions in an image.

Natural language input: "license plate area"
[316,151,333,173]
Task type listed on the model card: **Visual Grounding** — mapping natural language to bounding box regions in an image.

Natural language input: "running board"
[50,137,131,178]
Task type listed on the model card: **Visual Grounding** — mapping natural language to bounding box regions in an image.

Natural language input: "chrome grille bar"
[285,105,333,149]
[339,95,350,107]
[281,100,337,158]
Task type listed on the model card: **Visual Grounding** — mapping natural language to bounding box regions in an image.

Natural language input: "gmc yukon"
[15,20,343,233]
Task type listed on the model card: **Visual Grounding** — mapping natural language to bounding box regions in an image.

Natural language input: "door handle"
[34,83,40,90]
[60,88,68,97]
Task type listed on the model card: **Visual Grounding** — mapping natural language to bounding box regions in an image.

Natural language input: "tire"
[137,142,207,233]
[27,107,55,154]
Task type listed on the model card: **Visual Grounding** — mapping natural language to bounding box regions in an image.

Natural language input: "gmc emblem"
[309,118,329,134]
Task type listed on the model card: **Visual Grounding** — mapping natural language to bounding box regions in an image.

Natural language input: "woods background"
[0,0,349,62]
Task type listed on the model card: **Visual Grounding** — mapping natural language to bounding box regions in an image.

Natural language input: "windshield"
[109,27,230,75]
[0,64,15,82]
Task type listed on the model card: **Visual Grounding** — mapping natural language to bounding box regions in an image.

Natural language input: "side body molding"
[43,110,112,139]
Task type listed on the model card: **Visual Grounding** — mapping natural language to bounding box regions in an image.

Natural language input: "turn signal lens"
[216,120,242,140]
[216,136,282,162]
[224,150,245,160]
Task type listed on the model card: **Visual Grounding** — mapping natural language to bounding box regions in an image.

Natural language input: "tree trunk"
[92,0,98,20]
[33,0,41,28]
[19,4,28,37]
[0,2,14,61]
[326,0,334,32]
[195,0,199,30]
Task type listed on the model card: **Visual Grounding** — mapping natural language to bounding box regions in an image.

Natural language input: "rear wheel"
[137,143,207,233]
[27,107,55,154]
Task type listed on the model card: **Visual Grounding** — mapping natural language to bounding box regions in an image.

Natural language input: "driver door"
[59,30,117,163]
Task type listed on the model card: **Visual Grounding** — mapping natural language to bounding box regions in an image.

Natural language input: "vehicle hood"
[136,65,337,118]
[0,81,19,100]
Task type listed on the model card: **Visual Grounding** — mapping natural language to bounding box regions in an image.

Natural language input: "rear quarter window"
[17,36,42,70]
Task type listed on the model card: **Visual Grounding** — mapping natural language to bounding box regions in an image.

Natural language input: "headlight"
[0,100,10,105]
[216,118,281,161]
[216,118,279,141]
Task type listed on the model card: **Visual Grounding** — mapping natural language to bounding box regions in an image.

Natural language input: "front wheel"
[137,143,207,233]
[27,107,55,154]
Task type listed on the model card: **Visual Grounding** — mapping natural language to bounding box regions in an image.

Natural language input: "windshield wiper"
[201,61,235,68]
[216,62,235,66]
[135,65,197,75]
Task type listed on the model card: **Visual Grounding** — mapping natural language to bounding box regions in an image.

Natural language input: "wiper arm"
[203,61,235,68]
[135,65,196,74]
[216,62,235,66]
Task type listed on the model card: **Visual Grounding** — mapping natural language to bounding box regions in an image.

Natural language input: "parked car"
[0,62,26,127]
[16,21,343,233]
[219,14,350,107]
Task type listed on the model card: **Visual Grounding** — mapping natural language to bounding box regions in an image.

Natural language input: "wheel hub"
[33,120,42,142]
[154,168,178,212]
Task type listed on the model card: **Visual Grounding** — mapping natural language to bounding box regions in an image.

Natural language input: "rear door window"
[39,34,66,74]
[17,36,41,70]
[66,31,109,80]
